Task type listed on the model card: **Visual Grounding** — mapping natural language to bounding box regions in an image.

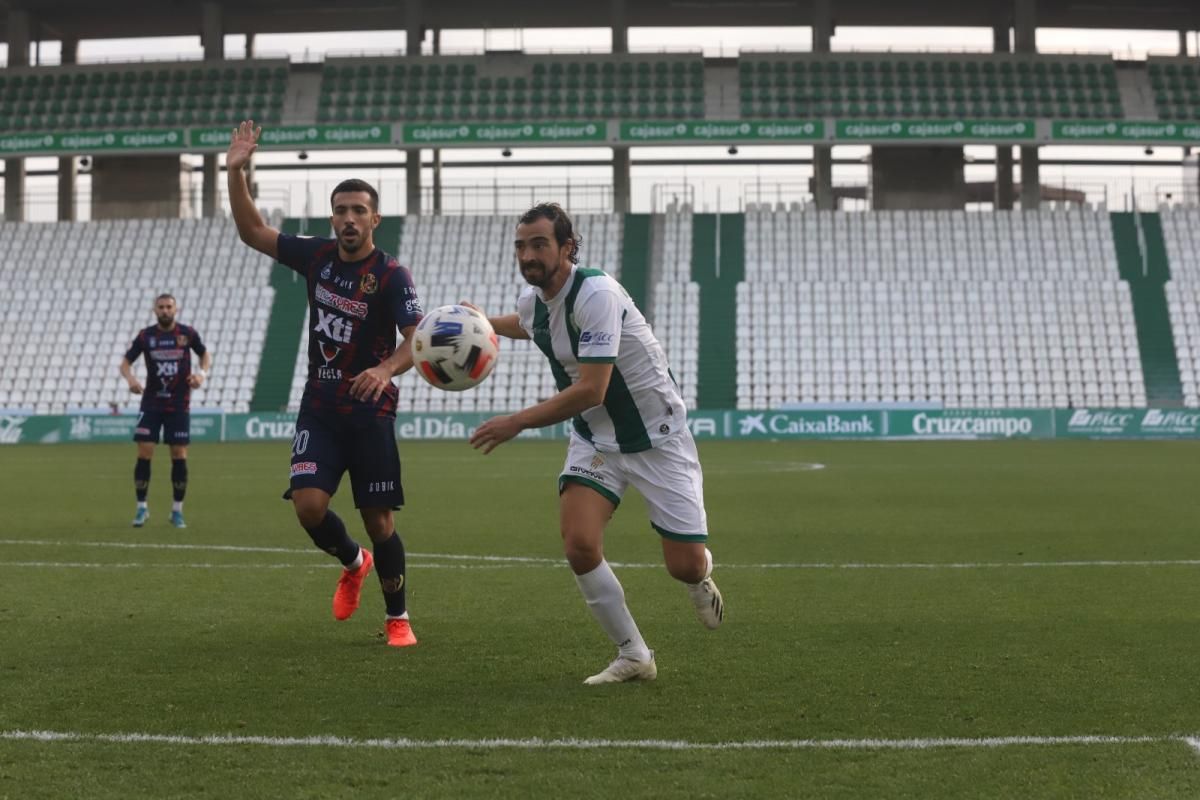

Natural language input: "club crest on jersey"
[361,273,378,295]
[176,335,188,347]
[320,263,333,280]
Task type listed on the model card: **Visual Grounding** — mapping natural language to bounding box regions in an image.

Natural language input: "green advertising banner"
[886,409,1054,439]
[619,120,824,143]
[725,410,884,439]
[1051,120,1200,143]
[5,409,1200,444]
[835,119,1035,142]
[1057,408,1200,438]
[222,412,572,443]
[0,128,186,155]
[0,413,221,444]
[189,124,393,150]
[402,122,606,146]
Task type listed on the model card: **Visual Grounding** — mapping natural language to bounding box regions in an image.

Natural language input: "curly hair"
[518,202,582,264]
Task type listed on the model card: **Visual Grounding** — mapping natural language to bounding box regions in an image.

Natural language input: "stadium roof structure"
[1,0,1199,42]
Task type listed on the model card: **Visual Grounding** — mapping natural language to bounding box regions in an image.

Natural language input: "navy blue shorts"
[286,410,404,509]
[134,409,190,444]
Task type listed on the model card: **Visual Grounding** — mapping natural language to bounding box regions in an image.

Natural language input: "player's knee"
[293,497,328,529]
[561,530,603,572]
[360,510,393,542]
[664,546,707,583]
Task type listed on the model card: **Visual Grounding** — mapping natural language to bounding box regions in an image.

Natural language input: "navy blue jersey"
[277,233,423,418]
[124,323,207,413]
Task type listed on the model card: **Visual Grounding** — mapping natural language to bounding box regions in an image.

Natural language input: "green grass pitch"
[1,439,1198,798]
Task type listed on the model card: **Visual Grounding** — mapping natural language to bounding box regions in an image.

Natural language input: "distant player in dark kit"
[119,293,212,529]
[226,119,423,647]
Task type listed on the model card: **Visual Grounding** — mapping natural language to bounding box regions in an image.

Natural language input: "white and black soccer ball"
[412,305,499,391]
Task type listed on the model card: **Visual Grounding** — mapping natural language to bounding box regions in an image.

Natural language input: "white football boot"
[583,651,658,685]
[687,548,724,630]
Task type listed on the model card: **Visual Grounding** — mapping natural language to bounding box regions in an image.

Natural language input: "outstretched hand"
[469,414,523,454]
[227,120,261,170]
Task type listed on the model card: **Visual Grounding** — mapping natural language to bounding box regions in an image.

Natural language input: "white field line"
[0,729,1194,754]
[1187,738,1200,755]
[2,539,1200,571]
[0,561,521,570]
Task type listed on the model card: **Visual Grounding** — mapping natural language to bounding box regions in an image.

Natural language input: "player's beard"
[340,227,364,254]
[520,259,559,289]
[156,313,174,328]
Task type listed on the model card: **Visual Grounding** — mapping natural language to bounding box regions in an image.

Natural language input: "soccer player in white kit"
[469,202,724,685]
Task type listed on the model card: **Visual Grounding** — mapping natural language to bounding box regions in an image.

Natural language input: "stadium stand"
[284,213,625,413]
[1158,209,1200,407]
[1146,58,1200,122]
[737,209,1145,409]
[651,209,700,410]
[737,54,1123,120]
[0,60,288,131]
[317,54,706,122]
[0,218,274,414]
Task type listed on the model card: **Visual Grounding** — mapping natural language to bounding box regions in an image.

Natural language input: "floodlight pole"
[4,9,31,222]
[812,0,835,211]
[201,2,224,219]
[1014,0,1041,210]
[993,23,1015,210]
[57,37,79,222]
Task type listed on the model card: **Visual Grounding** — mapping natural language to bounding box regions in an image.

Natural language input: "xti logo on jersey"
[314,308,355,343]
[125,323,207,414]
[275,232,424,417]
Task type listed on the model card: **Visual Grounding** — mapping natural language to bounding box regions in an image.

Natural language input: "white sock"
[345,549,364,571]
[386,612,409,621]
[172,501,183,513]
[687,547,714,588]
[574,560,651,662]
[137,501,148,511]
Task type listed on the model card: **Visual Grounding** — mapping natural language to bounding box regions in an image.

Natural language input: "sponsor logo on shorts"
[569,465,604,481]
[590,454,605,469]
[659,424,670,434]
[316,283,368,319]
[367,480,395,493]
[135,427,151,436]
[290,461,319,476]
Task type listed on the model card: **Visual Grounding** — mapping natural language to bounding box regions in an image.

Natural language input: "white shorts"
[558,430,708,542]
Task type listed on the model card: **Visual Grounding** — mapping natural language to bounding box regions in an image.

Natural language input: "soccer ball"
[412,305,500,391]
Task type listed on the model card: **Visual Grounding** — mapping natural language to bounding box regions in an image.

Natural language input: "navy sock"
[134,458,151,502]
[302,511,361,568]
[171,459,188,502]
[374,532,407,617]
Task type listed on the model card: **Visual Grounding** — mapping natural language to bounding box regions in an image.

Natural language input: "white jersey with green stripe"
[517,265,687,454]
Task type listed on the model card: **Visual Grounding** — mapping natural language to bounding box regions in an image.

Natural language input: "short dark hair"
[330,179,379,212]
[519,202,582,264]
[155,293,175,303]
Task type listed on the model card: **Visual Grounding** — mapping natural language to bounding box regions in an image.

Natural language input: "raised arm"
[226,120,279,259]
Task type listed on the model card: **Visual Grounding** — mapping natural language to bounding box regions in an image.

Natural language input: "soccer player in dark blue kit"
[119,293,212,529]
[226,120,421,647]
